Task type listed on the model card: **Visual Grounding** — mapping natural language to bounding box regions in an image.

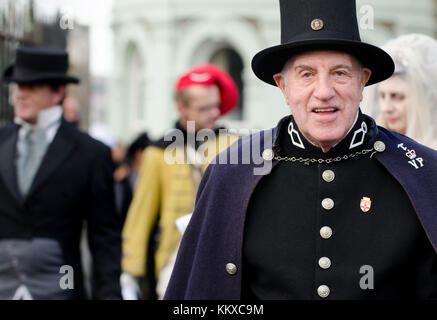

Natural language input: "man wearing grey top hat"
[165,0,437,300]
[0,46,121,299]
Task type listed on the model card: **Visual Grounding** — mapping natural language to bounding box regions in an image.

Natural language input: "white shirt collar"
[299,109,360,148]
[15,106,63,144]
[14,105,63,130]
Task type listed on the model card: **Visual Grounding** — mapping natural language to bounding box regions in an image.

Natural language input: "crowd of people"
[1,0,437,300]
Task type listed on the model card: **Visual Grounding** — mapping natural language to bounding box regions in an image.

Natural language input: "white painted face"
[377,75,409,135]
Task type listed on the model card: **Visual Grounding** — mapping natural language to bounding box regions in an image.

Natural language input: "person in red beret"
[120,63,239,299]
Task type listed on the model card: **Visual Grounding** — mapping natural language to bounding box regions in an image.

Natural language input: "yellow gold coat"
[122,132,238,278]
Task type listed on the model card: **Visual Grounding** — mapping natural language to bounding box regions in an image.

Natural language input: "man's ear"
[273,73,289,105]
[361,68,372,87]
[273,73,285,90]
[54,85,66,105]
[359,68,372,101]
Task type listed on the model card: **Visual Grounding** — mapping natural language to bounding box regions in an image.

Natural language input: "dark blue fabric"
[164,118,437,300]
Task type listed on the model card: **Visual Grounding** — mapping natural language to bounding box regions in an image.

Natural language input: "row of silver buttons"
[260,143,386,298]
[318,169,335,298]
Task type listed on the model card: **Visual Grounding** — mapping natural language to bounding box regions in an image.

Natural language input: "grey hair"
[374,34,437,149]
[280,58,294,86]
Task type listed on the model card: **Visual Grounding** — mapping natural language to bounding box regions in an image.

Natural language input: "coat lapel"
[26,121,77,197]
[0,125,22,203]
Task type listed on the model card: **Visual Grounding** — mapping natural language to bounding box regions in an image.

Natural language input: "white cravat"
[15,105,63,145]
[15,106,63,196]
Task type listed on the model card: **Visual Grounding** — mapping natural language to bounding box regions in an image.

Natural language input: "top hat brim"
[251,39,394,87]
[2,64,80,84]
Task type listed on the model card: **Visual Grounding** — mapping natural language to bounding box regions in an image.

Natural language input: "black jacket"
[0,121,122,299]
[165,114,437,300]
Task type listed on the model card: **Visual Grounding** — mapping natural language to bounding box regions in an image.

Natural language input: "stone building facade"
[108,0,437,142]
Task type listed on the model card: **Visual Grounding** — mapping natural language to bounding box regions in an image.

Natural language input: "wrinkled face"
[178,85,221,131]
[12,83,65,125]
[377,75,409,135]
[273,50,371,152]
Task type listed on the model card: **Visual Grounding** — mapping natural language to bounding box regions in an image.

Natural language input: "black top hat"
[251,0,394,86]
[2,46,80,84]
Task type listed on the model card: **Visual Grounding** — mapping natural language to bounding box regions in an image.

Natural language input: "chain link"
[274,148,375,164]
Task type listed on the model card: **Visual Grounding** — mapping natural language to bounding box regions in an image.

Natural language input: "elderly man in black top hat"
[0,46,122,299]
[165,0,437,300]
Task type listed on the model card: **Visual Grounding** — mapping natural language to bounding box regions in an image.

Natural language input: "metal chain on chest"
[274,147,375,164]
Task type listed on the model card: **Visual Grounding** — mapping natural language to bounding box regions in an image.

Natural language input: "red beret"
[175,63,239,115]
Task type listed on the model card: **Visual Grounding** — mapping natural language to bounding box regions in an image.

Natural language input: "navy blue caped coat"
[164,115,437,300]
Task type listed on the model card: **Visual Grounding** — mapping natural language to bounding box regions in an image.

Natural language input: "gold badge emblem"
[311,19,324,31]
[360,197,372,213]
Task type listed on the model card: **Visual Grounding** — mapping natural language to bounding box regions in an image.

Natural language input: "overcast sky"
[34,0,114,77]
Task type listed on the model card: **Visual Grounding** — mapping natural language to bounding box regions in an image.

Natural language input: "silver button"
[320,226,333,239]
[322,170,335,182]
[262,149,274,161]
[374,141,386,153]
[318,257,332,269]
[317,285,330,298]
[226,263,237,275]
[321,198,334,210]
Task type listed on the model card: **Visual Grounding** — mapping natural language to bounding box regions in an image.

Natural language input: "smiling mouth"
[312,107,338,113]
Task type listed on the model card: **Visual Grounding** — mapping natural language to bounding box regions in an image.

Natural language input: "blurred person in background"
[121,64,240,299]
[89,122,126,166]
[114,132,151,225]
[366,34,437,149]
[62,94,80,126]
[88,122,130,219]
[0,46,122,300]
[89,125,152,224]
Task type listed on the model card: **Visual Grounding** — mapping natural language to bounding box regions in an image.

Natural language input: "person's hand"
[120,272,142,300]
[114,163,130,182]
